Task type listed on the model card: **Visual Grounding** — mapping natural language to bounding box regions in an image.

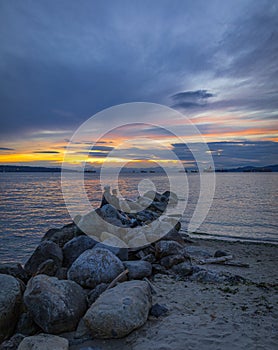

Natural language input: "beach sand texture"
[71,239,278,350]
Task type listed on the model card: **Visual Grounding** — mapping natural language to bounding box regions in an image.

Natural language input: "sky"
[0,0,277,169]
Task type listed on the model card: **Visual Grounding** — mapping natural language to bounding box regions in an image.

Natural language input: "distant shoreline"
[0,164,277,173]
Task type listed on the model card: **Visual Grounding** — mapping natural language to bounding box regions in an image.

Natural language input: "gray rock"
[94,242,128,261]
[134,209,159,223]
[55,267,68,280]
[123,261,152,280]
[24,275,87,334]
[41,222,82,247]
[36,259,58,276]
[0,333,25,350]
[0,263,28,283]
[15,311,40,336]
[141,254,156,264]
[160,253,190,269]
[98,204,121,220]
[18,334,69,350]
[162,191,178,205]
[63,236,97,268]
[162,228,185,245]
[172,261,193,276]
[155,240,183,258]
[185,246,212,258]
[189,269,227,283]
[68,248,125,289]
[87,283,108,306]
[147,201,167,213]
[0,274,23,343]
[83,280,152,338]
[150,303,169,318]
[24,241,63,276]
[214,250,230,258]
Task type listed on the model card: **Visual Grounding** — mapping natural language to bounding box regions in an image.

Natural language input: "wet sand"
[71,238,278,350]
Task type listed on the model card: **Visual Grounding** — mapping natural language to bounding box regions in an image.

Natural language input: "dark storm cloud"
[171,90,215,109]
[90,145,114,152]
[33,151,60,154]
[0,147,15,151]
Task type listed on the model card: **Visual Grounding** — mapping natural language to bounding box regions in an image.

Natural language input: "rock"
[172,261,193,276]
[24,241,63,276]
[128,234,149,248]
[0,263,28,283]
[94,242,128,261]
[62,236,97,268]
[189,269,227,283]
[214,250,230,258]
[143,191,164,202]
[185,246,212,258]
[0,333,25,350]
[36,259,58,276]
[147,201,167,213]
[150,303,169,318]
[162,228,185,245]
[123,261,152,280]
[87,283,108,306]
[141,254,156,263]
[67,248,125,289]
[155,240,183,258]
[152,264,169,275]
[41,222,82,247]
[24,275,87,334]
[0,274,23,343]
[134,209,159,223]
[83,280,152,338]
[102,235,129,251]
[160,253,189,269]
[55,267,68,280]
[162,191,178,205]
[15,312,40,336]
[98,204,120,220]
[18,334,69,350]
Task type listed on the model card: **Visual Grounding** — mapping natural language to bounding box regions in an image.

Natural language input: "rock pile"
[0,190,245,349]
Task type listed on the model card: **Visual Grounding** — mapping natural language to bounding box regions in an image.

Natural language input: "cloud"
[33,151,60,154]
[171,141,278,168]
[0,147,15,151]
[90,145,114,152]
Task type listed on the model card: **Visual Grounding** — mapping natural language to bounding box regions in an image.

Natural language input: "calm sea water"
[0,172,277,263]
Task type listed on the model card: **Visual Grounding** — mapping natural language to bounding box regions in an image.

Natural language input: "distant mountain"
[216,164,278,172]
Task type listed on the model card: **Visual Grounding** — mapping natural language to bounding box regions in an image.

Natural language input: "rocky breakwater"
[0,190,248,349]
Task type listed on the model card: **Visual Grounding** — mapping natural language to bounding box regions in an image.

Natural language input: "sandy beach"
[71,238,278,350]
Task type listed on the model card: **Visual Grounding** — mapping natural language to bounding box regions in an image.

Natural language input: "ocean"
[0,172,277,263]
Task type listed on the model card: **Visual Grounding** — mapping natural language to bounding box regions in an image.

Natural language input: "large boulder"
[24,275,87,334]
[0,333,25,350]
[24,241,63,276]
[83,280,152,338]
[41,222,82,247]
[67,247,125,288]
[94,241,128,261]
[123,261,152,280]
[62,235,97,268]
[18,334,69,350]
[155,240,183,258]
[0,263,28,283]
[0,274,23,343]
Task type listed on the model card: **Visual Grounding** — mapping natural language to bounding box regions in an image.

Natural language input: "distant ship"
[204,166,214,173]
